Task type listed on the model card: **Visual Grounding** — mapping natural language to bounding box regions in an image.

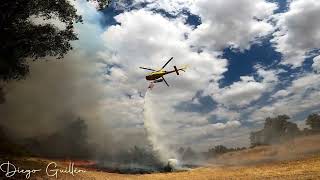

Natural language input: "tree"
[283,121,300,138]
[250,115,301,145]
[0,0,110,81]
[213,145,228,154]
[263,115,290,143]
[208,145,229,156]
[306,113,320,131]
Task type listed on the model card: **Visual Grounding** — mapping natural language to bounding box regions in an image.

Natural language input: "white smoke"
[143,90,177,163]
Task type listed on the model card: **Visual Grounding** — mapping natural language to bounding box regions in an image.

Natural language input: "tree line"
[177,113,320,161]
[250,113,320,147]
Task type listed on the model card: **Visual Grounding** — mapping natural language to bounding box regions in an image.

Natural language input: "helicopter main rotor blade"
[162,77,169,87]
[161,57,174,70]
[139,67,156,71]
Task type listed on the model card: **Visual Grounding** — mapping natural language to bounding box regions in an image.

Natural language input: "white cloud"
[272,0,320,67]
[134,0,194,15]
[100,9,228,96]
[130,0,277,51]
[290,73,320,93]
[249,72,320,122]
[313,55,320,72]
[215,76,266,107]
[210,106,241,122]
[189,0,277,50]
[171,120,242,145]
[210,69,278,108]
[272,90,290,98]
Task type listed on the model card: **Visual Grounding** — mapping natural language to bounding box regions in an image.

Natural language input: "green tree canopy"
[0,0,110,81]
[306,113,320,131]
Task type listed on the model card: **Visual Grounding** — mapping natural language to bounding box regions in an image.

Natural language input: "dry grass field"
[2,135,320,180]
[18,153,319,180]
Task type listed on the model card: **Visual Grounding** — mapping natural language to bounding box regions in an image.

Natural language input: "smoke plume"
[143,90,177,163]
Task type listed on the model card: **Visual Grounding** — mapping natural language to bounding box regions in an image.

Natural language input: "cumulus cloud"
[208,68,278,108]
[189,0,277,50]
[210,106,241,122]
[131,0,277,50]
[215,76,266,107]
[249,72,320,122]
[134,0,194,15]
[100,9,228,97]
[272,0,320,67]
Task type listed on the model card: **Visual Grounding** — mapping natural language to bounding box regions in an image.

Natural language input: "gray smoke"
[1,56,100,137]
[0,52,148,158]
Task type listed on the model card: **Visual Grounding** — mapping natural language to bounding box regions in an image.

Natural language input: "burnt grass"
[90,162,197,174]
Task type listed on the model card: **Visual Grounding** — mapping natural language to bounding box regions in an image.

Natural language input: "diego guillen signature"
[0,161,86,179]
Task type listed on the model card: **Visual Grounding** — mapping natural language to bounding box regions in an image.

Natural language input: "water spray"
[143,90,177,165]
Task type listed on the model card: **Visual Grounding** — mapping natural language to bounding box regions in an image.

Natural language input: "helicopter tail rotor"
[174,66,180,75]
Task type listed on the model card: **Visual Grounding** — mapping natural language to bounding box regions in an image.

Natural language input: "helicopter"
[139,57,187,89]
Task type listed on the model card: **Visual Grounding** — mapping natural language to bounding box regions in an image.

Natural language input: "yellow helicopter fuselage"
[145,70,167,80]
